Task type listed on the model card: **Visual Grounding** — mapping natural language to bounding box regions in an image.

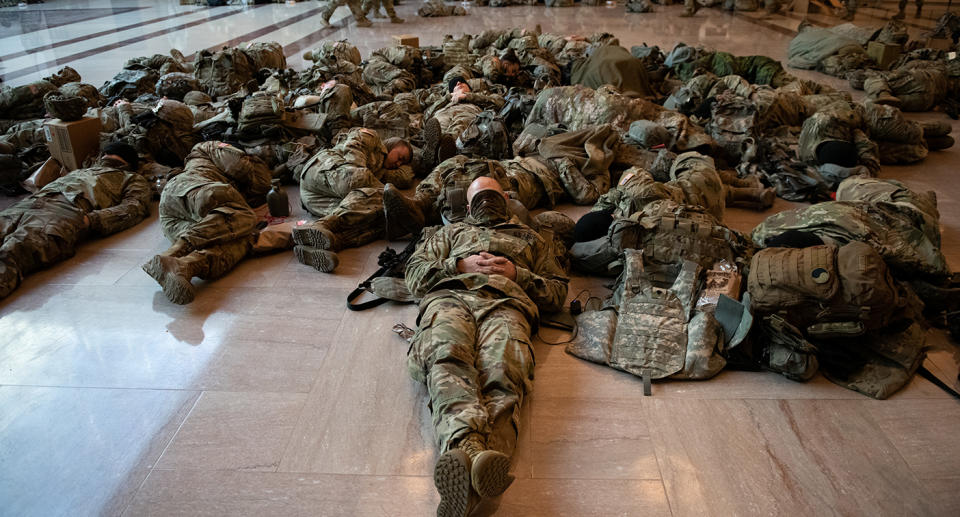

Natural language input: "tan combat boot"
[291,223,340,251]
[458,433,514,499]
[293,246,339,273]
[434,446,475,517]
[142,254,201,305]
[726,187,776,211]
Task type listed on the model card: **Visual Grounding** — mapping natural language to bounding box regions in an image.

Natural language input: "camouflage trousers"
[300,164,385,217]
[669,153,726,222]
[408,289,534,455]
[323,0,367,20]
[436,104,482,140]
[159,177,258,252]
[310,187,385,250]
[362,0,396,17]
[0,194,87,296]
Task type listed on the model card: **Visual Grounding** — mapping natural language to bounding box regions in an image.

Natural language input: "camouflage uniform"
[526,85,715,153]
[298,128,414,217]
[425,92,506,141]
[797,106,880,174]
[149,142,272,299]
[863,66,948,112]
[405,216,568,454]
[667,151,726,222]
[417,0,467,16]
[750,197,949,280]
[0,162,151,298]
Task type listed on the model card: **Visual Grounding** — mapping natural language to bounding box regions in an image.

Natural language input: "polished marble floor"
[1,1,959,516]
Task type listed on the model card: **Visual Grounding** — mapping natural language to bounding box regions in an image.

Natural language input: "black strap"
[918,365,960,400]
[347,284,391,311]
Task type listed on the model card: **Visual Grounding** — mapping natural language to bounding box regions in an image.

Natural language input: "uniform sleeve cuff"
[444,257,460,276]
[514,266,533,288]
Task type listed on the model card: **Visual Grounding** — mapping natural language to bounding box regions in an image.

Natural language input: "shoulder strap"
[918,366,960,400]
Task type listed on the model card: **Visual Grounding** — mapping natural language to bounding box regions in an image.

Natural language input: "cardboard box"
[393,34,419,48]
[43,116,102,171]
[866,41,901,70]
[926,37,953,51]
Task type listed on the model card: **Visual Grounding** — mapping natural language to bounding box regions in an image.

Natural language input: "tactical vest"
[567,250,729,382]
[611,203,746,270]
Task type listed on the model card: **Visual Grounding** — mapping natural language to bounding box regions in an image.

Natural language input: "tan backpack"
[748,242,901,337]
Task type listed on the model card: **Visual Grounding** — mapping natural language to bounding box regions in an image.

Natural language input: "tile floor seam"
[273,311,364,469]
[639,399,676,517]
[149,390,205,469]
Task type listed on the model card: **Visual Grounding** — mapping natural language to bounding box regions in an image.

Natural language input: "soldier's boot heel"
[434,449,473,517]
[893,8,905,19]
[437,135,458,165]
[355,17,373,27]
[422,117,443,171]
[925,135,954,151]
[0,261,21,299]
[383,183,427,237]
[470,450,514,498]
[142,255,196,305]
[390,16,404,23]
[292,225,337,250]
[294,246,339,273]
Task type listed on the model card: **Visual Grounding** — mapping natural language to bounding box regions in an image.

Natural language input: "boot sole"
[292,227,334,249]
[294,246,339,273]
[383,186,425,238]
[142,255,196,305]
[437,135,458,165]
[471,450,514,498]
[422,118,442,172]
[435,449,472,517]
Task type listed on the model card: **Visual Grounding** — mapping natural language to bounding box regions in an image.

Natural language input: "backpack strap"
[917,366,960,400]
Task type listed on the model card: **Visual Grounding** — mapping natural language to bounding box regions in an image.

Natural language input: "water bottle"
[267,179,290,217]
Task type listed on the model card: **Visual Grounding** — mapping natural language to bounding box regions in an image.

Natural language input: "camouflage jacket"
[182,141,273,206]
[39,165,151,236]
[425,92,506,121]
[300,128,414,189]
[594,167,684,217]
[406,217,569,322]
[526,85,664,132]
[750,200,949,279]
[797,107,880,174]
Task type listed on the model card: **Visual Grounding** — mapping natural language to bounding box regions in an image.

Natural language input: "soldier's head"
[499,49,521,78]
[99,142,139,171]
[383,137,413,168]
[466,176,509,225]
[447,76,470,96]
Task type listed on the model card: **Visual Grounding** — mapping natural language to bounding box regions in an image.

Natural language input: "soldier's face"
[503,61,520,78]
[453,82,471,97]
[385,146,411,168]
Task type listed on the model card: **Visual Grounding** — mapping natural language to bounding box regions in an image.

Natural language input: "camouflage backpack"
[456,110,511,160]
[748,241,901,337]
[242,41,286,71]
[610,201,752,271]
[237,95,286,139]
[706,90,758,163]
[193,47,255,99]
